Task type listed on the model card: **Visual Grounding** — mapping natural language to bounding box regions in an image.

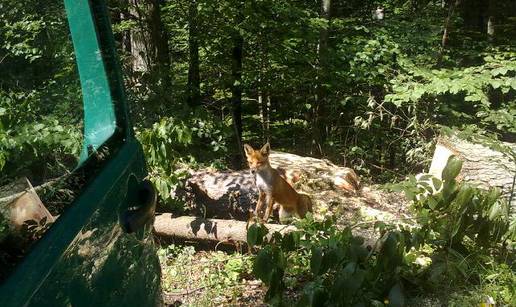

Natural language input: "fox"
[244,143,313,223]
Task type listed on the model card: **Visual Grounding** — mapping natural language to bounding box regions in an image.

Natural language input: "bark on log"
[428,136,515,206]
[153,214,296,243]
[178,170,258,220]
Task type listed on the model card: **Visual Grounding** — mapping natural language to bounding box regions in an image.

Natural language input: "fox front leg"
[255,191,266,219]
[262,195,275,222]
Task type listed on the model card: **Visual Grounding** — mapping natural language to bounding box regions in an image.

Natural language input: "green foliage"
[0,117,81,183]
[137,112,230,209]
[248,215,414,306]
[385,51,516,134]
[158,244,254,305]
[248,159,514,305]
[390,156,514,249]
[0,0,82,184]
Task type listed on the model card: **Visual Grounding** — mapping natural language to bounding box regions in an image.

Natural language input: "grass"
[158,244,265,306]
[157,237,515,306]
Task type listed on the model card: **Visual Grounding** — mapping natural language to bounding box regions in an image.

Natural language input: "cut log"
[428,136,515,206]
[153,214,296,243]
[175,151,360,221]
[0,178,55,234]
[177,170,258,220]
[268,151,360,194]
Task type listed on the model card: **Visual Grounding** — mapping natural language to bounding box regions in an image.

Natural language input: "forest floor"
[156,178,508,306]
[157,175,413,306]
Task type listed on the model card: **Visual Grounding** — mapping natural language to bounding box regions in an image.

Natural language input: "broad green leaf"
[253,246,275,284]
[453,185,474,210]
[442,156,463,182]
[310,247,323,276]
[247,223,259,247]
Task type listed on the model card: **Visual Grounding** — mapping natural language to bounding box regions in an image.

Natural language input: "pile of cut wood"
[155,151,408,244]
[154,136,515,245]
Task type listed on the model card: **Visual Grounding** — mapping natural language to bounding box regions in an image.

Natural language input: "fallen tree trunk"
[153,214,296,243]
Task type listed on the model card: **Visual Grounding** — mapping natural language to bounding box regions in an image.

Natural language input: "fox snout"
[247,161,263,174]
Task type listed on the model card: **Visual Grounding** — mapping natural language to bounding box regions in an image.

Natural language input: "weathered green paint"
[0,0,161,306]
[65,0,117,165]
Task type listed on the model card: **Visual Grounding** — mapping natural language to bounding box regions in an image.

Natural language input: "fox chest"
[255,172,274,194]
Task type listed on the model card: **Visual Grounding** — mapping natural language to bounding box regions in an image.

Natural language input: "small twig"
[0,53,8,64]
[349,216,420,230]
[214,239,230,251]
[166,285,209,296]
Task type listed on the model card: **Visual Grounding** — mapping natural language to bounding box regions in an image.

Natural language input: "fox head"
[243,143,270,173]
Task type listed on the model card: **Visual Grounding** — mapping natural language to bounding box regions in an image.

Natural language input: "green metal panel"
[0,0,161,305]
[0,141,160,307]
[65,0,117,164]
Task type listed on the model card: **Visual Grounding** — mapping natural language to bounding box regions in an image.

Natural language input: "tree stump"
[428,136,515,206]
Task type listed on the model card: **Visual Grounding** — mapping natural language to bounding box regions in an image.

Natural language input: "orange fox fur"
[244,143,313,223]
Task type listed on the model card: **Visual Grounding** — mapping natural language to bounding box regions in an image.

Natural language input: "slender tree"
[442,0,460,49]
[313,0,331,155]
[149,0,171,88]
[187,0,201,107]
[231,2,244,166]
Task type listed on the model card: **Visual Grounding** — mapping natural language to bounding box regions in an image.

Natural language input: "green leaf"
[387,283,405,307]
[247,224,259,247]
[427,196,438,210]
[442,156,462,182]
[253,246,275,284]
[247,223,268,247]
[452,185,474,212]
[431,177,442,191]
[488,200,502,220]
[310,247,323,276]
[281,231,300,251]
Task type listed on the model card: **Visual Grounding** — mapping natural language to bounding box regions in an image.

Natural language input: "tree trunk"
[154,214,297,243]
[486,0,496,38]
[313,0,331,155]
[149,0,171,88]
[231,9,244,166]
[258,91,270,143]
[128,0,170,87]
[442,0,460,49]
[187,0,201,107]
[458,0,486,31]
[109,0,133,79]
[120,4,132,55]
[177,170,258,221]
[487,16,495,37]
[129,0,151,72]
[175,151,361,221]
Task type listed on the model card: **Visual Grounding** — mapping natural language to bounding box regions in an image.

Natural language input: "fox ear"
[243,144,254,157]
[260,142,270,156]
